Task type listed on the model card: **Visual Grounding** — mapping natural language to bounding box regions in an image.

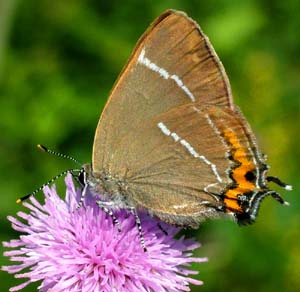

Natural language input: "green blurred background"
[0,1,299,291]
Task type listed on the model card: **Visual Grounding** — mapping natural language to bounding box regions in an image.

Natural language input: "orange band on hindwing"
[222,129,257,213]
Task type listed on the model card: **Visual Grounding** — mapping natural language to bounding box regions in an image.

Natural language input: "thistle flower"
[2,173,207,292]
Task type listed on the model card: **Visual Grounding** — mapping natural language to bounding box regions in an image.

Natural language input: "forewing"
[93,10,234,172]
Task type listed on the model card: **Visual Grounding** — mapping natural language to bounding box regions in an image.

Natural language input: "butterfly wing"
[91,10,264,226]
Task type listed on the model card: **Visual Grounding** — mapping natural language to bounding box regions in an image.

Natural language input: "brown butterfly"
[19,10,291,251]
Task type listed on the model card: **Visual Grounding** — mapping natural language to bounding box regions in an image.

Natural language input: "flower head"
[2,174,207,292]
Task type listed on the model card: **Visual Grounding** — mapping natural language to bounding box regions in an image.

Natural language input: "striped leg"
[130,208,147,252]
[96,201,121,232]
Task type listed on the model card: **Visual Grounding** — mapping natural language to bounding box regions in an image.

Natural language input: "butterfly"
[19,10,291,251]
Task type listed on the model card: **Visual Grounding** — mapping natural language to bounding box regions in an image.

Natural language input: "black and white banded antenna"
[16,144,82,203]
[37,144,82,166]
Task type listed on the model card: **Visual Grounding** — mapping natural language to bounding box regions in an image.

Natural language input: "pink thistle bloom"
[2,174,207,292]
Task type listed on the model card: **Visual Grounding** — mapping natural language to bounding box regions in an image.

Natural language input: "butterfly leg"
[76,186,87,209]
[69,169,87,209]
[96,201,122,232]
[129,207,147,252]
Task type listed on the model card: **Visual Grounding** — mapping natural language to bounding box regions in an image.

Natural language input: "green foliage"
[1,1,299,291]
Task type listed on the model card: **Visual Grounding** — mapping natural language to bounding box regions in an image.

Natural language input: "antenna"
[16,169,80,203]
[37,144,82,166]
[16,145,83,203]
